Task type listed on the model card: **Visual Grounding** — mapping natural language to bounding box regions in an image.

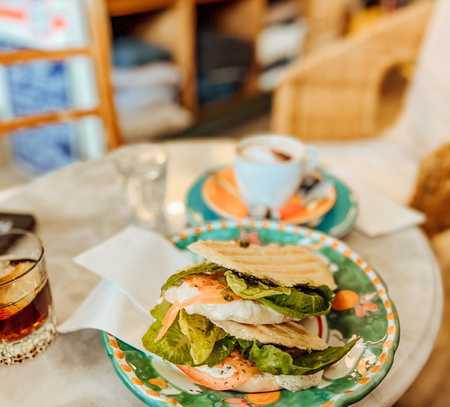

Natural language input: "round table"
[0,142,442,407]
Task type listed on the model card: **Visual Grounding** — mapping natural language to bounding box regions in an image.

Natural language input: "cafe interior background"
[0,0,449,406]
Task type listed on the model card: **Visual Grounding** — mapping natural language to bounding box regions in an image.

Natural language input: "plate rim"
[201,167,337,225]
[186,169,359,239]
[101,220,400,407]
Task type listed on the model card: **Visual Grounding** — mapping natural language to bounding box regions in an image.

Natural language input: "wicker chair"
[303,0,352,53]
[272,1,434,141]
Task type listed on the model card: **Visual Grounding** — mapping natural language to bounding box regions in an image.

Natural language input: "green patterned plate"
[186,170,358,238]
[102,220,399,407]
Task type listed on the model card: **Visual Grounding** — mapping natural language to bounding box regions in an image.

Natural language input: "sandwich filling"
[142,300,357,391]
[158,262,334,335]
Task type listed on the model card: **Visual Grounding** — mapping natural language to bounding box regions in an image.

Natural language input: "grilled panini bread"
[211,319,328,351]
[189,240,336,290]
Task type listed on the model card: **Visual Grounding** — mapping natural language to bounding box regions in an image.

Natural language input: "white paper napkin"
[73,226,192,312]
[316,139,426,237]
[329,168,425,237]
[58,226,193,350]
[351,178,425,237]
[58,280,150,351]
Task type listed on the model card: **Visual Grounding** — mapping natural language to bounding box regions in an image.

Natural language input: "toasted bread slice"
[211,319,328,351]
[188,240,336,289]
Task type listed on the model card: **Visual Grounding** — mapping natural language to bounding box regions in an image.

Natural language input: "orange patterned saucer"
[202,167,336,225]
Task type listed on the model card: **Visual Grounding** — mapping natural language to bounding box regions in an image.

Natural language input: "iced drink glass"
[0,230,55,364]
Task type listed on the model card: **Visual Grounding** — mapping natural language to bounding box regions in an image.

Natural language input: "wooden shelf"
[108,0,174,16]
[107,0,233,16]
[108,0,311,117]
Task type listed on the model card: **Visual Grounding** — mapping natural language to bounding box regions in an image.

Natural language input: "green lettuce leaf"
[248,338,358,375]
[150,300,172,320]
[142,311,193,365]
[258,285,334,319]
[225,271,291,299]
[143,300,232,366]
[204,336,237,367]
[224,271,333,319]
[161,262,228,292]
[178,310,227,365]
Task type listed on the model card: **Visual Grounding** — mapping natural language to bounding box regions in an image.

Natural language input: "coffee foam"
[239,143,298,164]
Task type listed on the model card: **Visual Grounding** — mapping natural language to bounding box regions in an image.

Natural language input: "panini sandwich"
[142,240,357,392]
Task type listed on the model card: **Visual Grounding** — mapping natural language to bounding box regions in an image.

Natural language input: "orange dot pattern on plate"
[245,391,281,405]
[146,389,160,397]
[359,377,370,385]
[332,290,360,311]
[121,364,132,372]
[371,365,381,373]
[148,378,168,389]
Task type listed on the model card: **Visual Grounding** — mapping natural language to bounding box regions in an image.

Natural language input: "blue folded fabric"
[0,40,77,174]
[197,76,240,105]
[113,37,172,67]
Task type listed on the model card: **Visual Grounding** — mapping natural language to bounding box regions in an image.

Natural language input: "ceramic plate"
[185,170,358,238]
[201,167,337,225]
[102,220,399,407]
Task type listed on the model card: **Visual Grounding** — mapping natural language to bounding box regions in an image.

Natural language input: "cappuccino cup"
[235,134,318,212]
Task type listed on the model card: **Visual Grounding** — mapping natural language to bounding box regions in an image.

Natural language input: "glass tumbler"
[114,144,168,232]
[0,230,56,365]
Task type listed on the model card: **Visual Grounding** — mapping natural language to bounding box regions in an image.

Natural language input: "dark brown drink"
[0,231,55,365]
[0,278,52,342]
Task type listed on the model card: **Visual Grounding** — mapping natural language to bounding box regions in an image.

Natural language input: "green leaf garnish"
[248,338,358,375]
[142,310,193,365]
[225,271,291,299]
[204,336,237,367]
[225,271,334,319]
[178,310,227,365]
[259,285,334,319]
[143,300,231,366]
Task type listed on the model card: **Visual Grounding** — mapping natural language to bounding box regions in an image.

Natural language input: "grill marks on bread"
[189,240,336,290]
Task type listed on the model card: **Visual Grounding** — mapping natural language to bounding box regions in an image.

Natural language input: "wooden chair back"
[0,0,121,149]
[272,1,434,141]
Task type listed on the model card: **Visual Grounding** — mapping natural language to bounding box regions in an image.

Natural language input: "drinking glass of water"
[114,144,167,232]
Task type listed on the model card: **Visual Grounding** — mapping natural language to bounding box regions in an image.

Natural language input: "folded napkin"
[329,169,425,237]
[59,226,192,350]
[351,178,425,237]
[316,139,425,237]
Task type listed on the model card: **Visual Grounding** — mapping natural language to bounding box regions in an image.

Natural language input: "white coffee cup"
[235,134,318,212]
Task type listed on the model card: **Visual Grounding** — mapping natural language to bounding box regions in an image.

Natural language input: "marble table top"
[0,141,442,407]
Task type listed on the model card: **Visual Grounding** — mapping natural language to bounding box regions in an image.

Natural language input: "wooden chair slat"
[0,108,101,135]
[0,48,91,65]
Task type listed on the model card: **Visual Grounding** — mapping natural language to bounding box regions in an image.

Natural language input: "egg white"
[164,282,288,324]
